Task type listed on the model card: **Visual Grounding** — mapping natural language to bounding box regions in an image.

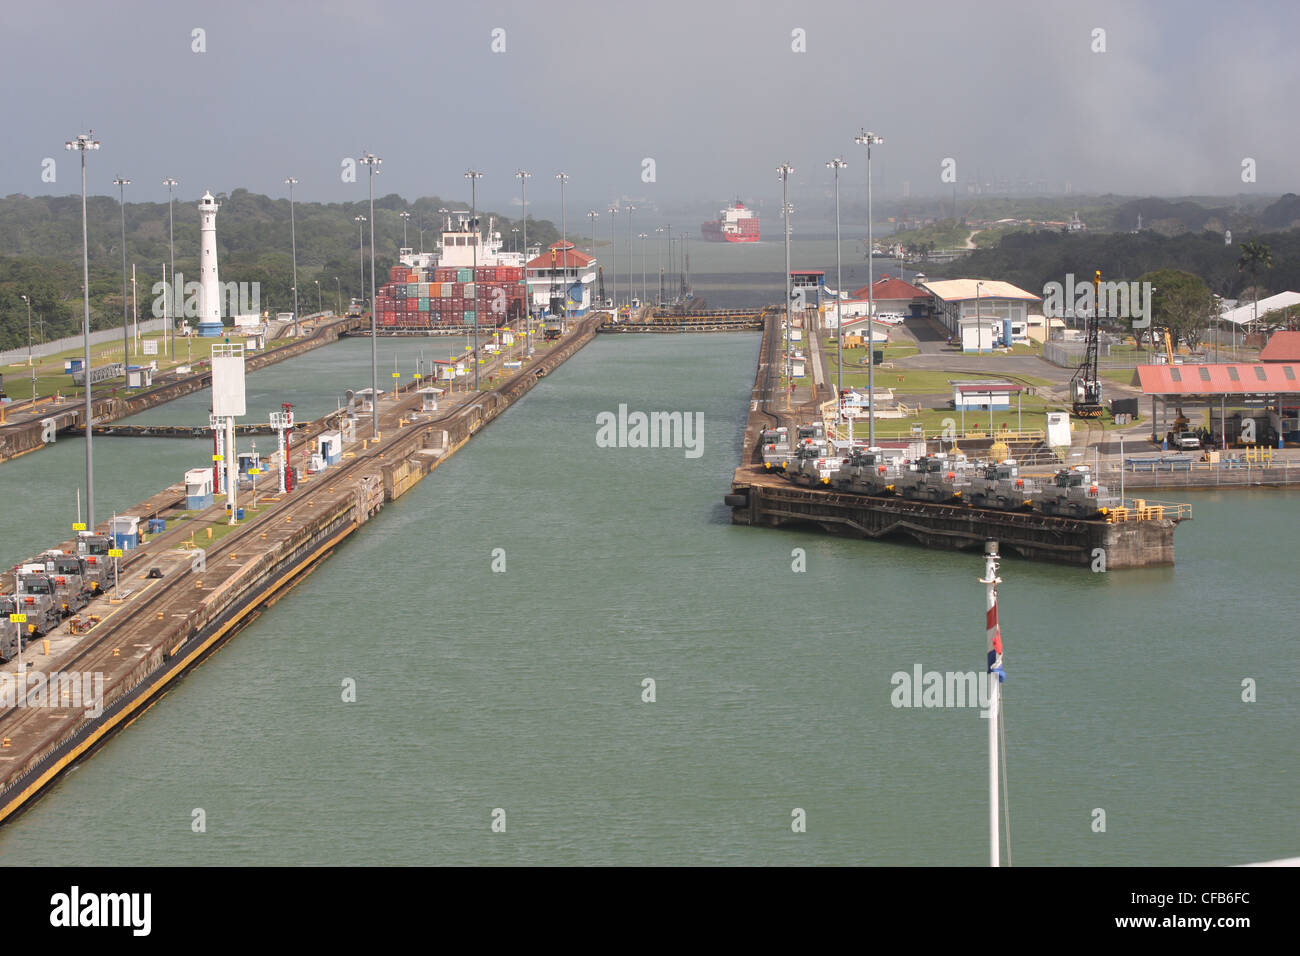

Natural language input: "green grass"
[3,332,293,404]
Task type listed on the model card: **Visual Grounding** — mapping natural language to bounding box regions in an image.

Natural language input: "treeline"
[919,228,1300,302]
[0,191,559,351]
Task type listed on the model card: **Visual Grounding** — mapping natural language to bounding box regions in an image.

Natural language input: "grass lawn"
[3,332,293,404]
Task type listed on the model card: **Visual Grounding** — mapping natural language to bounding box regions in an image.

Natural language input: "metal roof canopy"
[1133,362,1300,396]
[921,278,1041,302]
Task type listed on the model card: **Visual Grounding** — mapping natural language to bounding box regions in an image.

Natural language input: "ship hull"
[701,222,761,243]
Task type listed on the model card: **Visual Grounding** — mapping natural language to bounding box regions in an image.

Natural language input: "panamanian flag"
[987,599,1006,682]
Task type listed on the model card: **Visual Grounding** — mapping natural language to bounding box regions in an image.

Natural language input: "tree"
[1139,268,1215,352]
[1236,239,1273,331]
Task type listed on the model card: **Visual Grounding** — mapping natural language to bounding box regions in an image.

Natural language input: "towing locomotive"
[770,431,1120,519]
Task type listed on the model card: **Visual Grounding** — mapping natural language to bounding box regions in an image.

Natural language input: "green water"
[0,334,1295,865]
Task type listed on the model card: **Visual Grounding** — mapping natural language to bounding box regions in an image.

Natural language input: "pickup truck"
[1172,432,1201,450]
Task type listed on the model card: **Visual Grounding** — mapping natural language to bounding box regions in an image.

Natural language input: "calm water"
[0,333,1295,865]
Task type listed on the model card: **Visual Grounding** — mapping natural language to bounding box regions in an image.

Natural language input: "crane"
[1070,270,1104,418]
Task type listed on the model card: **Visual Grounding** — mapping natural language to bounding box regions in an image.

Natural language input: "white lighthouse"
[197,190,224,337]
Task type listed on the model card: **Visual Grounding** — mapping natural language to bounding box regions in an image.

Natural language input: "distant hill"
[1259,194,1300,231]
[918,228,1300,302]
[0,191,558,351]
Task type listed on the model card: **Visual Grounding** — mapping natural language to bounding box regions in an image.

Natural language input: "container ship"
[375,212,526,330]
[701,200,760,243]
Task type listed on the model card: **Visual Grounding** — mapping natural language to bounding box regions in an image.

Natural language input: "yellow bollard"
[205,527,213,540]
[112,648,120,657]
[43,639,50,654]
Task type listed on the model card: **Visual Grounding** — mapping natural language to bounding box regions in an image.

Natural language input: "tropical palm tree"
[1236,239,1273,331]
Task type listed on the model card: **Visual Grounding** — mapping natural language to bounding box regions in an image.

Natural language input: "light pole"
[360,152,382,435]
[608,203,619,308]
[466,169,483,389]
[855,129,884,445]
[655,226,665,305]
[333,276,340,315]
[625,205,636,308]
[285,177,300,337]
[586,210,600,314]
[21,294,33,401]
[112,177,131,382]
[555,171,569,253]
[314,279,321,314]
[399,210,410,249]
[68,131,100,529]
[827,157,847,434]
[638,233,648,305]
[976,281,985,435]
[516,170,531,350]
[354,215,366,306]
[162,177,178,358]
[778,163,794,410]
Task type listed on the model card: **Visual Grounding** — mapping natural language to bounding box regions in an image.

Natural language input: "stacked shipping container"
[376,265,526,330]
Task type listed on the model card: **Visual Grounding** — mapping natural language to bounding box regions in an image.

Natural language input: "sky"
[2,0,1298,217]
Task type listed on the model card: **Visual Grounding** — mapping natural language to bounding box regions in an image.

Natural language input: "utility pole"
[285,177,300,337]
[466,169,484,389]
[827,157,847,436]
[69,131,100,528]
[516,170,532,352]
[360,152,382,434]
[163,177,179,359]
[777,163,794,410]
[113,177,131,383]
[855,129,884,445]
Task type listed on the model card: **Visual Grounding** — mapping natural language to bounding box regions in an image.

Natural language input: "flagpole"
[982,539,1004,867]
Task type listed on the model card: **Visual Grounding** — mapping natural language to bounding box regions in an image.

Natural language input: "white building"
[921,278,1041,352]
[527,241,598,316]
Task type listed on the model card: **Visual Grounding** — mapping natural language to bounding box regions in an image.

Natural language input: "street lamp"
[625,205,636,309]
[354,215,367,306]
[638,233,648,305]
[399,210,411,249]
[20,294,33,401]
[112,177,130,382]
[466,169,483,389]
[607,204,619,309]
[555,171,569,253]
[854,129,884,445]
[285,177,300,337]
[516,170,531,351]
[655,226,665,305]
[334,277,340,315]
[827,157,848,434]
[68,131,100,529]
[314,279,321,313]
[162,177,178,358]
[777,163,794,410]
[360,151,382,435]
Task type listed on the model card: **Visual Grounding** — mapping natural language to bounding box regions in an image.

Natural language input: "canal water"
[0,332,1295,865]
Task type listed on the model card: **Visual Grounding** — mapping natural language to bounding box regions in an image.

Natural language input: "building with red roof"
[526,241,598,315]
[1259,330,1300,362]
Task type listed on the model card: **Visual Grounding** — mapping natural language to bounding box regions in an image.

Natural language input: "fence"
[1096,458,1300,490]
[0,318,169,366]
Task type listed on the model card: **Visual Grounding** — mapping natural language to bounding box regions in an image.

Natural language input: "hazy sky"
[3,0,1297,214]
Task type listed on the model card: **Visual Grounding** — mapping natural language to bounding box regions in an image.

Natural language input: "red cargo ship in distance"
[701,200,760,242]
